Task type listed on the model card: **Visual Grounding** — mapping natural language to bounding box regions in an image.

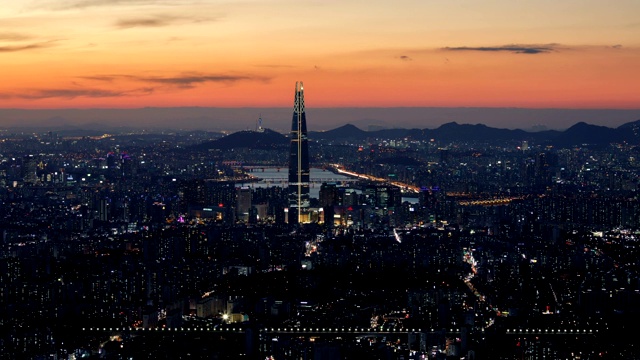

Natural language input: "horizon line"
[0,107,637,133]
[1,106,639,110]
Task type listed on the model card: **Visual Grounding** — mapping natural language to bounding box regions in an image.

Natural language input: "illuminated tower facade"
[288,81,310,224]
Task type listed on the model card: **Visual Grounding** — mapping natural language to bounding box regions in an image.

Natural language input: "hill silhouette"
[178,119,640,151]
[191,129,288,150]
[307,120,640,147]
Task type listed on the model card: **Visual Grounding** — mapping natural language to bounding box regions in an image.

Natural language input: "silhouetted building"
[181,180,235,211]
[319,182,340,208]
[288,81,310,224]
[364,184,401,210]
[236,186,252,222]
[319,182,341,226]
[22,155,38,184]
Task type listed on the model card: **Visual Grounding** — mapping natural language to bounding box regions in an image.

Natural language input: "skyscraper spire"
[288,81,310,224]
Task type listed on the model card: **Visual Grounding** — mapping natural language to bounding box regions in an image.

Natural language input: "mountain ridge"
[308,119,640,147]
[188,119,640,150]
[1,107,638,132]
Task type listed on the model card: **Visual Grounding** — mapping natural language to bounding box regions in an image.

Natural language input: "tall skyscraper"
[236,186,252,222]
[288,81,310,224]
[21,155,38,184]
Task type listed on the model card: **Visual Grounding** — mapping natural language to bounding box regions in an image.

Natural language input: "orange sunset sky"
[0,0,639,111]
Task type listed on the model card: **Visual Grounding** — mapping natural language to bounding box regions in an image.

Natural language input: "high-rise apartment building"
[22,155,38,184]
[288,81,310,224]
[236,186,252,222]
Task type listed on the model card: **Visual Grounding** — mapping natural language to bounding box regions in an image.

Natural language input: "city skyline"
[0,0,638,128]
[1,0,639,351]
[1,75,640,357]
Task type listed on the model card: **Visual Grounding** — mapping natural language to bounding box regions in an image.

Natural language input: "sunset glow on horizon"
[1,0,639,110]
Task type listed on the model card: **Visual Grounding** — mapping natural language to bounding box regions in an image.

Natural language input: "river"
[237,167,418,203]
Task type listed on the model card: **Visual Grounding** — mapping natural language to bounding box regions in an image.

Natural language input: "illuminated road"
[457,197,524,206]
[329,164,420,193]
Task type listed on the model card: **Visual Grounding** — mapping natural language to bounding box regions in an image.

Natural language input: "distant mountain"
[368,128,419,139]
[617,119,640,130]
[191,129,288,150]
[428,122,534,142]
[307,120,640,147]
[309,124,367,141]
[33,118,639,149]
[1,107,639,132]
[616,119,640,143]
[551,122,620,147]
[310,122,558,144]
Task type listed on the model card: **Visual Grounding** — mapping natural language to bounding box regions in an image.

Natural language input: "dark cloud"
[2,71,262,101]
[80,72,269,88]
[115,15,179,28]
[253,64,296,68]
[115,14,213,29]
[42,0,180,10]
[443,45,555,54]
[132,73,267,88]
[0,32,32,41]
[0,88,120,99]
[0,42,55,52]
[79,75,117,82]
[398,55,412,61]
[0,87,154,100]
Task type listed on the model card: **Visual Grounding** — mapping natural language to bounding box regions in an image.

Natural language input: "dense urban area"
[2,119,640,359]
